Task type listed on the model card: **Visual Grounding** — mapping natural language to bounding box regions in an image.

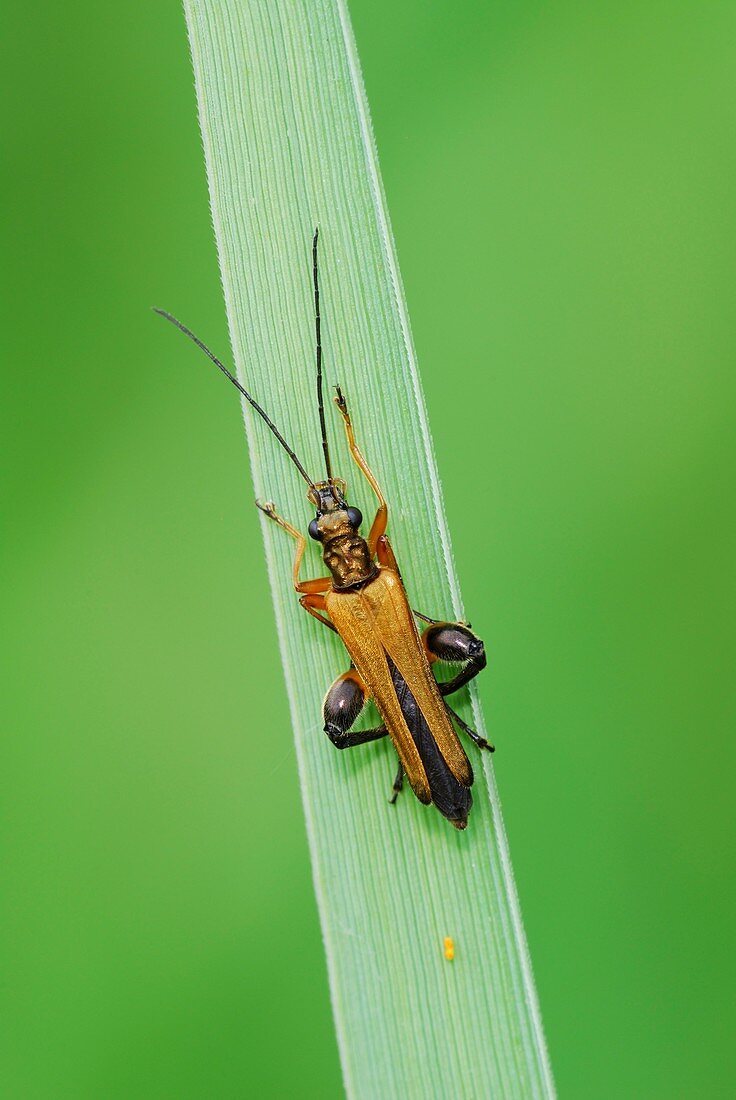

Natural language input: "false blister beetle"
[155,230,492,830]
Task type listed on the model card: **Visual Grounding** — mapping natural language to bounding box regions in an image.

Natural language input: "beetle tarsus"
[388,761,404,805]
[446,704,495,753]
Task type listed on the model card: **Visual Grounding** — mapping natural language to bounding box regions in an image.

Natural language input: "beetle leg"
[422,622,487,696]
[333,387,387,553]
[299,593,337,633]
[376,534,400,573]
[415,610,473,626]
[323,669,387,749]
[388,760,405,804]
[413,610,441,624]
[256,499,331,593]
[445,703,494,753]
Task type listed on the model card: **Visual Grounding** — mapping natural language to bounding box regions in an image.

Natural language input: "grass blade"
[183,2,554,1095]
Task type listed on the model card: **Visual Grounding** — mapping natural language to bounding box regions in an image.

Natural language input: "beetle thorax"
[318,512,375,589]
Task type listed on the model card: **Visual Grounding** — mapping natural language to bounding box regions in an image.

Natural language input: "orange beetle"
[156,231,492,829]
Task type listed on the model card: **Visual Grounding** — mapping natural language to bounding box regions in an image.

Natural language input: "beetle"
[155,230,492,829]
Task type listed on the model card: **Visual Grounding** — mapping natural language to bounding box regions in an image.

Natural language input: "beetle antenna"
[153,308,316,489]
[312,228,335,493]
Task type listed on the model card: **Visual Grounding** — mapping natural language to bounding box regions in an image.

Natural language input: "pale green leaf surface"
[184,2,554,1096]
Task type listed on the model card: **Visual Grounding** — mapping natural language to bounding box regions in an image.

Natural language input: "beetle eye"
[308,518,321,541]
[346,507,362,529]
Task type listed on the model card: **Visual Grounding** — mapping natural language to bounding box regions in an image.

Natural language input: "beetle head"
[307,480,363,543]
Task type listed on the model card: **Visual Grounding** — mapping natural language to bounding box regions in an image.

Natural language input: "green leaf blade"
[184,2,554,1095]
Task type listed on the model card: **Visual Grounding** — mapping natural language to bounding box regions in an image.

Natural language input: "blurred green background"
[3,1,735,1096]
